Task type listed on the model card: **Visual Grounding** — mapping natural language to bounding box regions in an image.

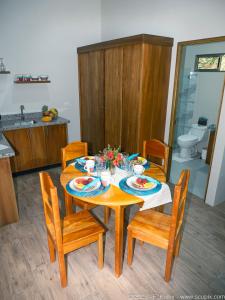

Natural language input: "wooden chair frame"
[39,172,104,287]
[127,169,190,282]
[143,139,169,175]
[61,141,110,224]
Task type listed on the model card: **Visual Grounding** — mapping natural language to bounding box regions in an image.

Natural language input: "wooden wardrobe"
[77,34,173,154]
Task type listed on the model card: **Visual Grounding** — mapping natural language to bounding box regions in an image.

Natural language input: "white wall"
[184,42,225,126]
[206,89,225,206]
[101,0,225,142]
[101,0,225,206]
[0,0,101,141]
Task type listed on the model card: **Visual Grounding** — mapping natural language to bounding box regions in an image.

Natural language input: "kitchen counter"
[0,112,69,227]
[0,112,69,131]
[0,134,15,158]
[0,112,69,159]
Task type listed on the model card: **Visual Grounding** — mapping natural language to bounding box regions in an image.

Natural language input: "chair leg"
[47,235,55,263]
[127,229,134,266]
[104,207,111,224]
[140,240,144,246]
[164,248,174,282]
[153,205,164,213]
[174,234,182,257]
[98,233,104,269]
[58,252,67,288]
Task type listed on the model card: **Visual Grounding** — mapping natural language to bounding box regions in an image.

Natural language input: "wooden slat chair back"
[39,171,62,244]
[143,139,169,175]
[39,172,105,287]
[61,141,88,170]
[127,169,190,282]
[61,141,111,224]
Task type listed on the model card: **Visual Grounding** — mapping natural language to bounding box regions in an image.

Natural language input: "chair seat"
[128,209,172,249]
[62,210,105,254]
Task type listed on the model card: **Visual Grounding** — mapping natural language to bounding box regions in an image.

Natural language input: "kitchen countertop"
[0,112,70,159]
[0,134,15,158]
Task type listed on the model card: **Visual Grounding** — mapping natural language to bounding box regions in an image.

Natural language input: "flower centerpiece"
[101,145,123,173]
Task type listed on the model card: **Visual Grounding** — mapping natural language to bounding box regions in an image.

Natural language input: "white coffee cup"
[84,160,95,174]
[133,164,145,175]
[100,171,111,187]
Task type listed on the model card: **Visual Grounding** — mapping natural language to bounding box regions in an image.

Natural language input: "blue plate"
[66,177,110,197]
[119,176,162,196]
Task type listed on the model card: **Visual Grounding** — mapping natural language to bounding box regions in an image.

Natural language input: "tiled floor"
[170,152,209,199]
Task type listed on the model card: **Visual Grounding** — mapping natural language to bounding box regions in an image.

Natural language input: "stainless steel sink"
[13,120,36,126]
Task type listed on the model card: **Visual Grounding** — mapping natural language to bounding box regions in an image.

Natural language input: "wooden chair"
[127,169,190,282]
[143,139,169,175]
[39,172,105,287]
[61,141,111,224]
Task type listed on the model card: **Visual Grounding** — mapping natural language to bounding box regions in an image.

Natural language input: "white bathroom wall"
[0,0,102,141]
[183,42,225,126]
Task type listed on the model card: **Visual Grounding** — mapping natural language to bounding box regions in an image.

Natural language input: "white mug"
[100,171,111,187]
[133,164,145,175]
[84,160,95,174]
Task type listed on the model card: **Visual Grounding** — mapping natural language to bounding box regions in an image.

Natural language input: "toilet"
[177,124,208,159]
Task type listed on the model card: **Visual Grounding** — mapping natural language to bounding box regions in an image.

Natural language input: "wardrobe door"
[105,47,123,147]
[78,50,105,153]
[139,43,172,147]
[122,44,143,153]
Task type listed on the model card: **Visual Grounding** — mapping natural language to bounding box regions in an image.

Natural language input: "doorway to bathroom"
[169,37,225,200]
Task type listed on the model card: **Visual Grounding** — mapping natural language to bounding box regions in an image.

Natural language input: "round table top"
[60,163,166,207]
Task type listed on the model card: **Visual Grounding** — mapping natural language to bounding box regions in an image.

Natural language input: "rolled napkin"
[76,158,86,165]
[127,153,140,161]
[82,177,100,191]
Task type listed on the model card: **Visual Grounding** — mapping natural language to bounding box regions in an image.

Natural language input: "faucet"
[20,105,25,121]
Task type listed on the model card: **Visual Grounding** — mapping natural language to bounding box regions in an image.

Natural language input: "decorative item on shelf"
[14,74,50,83]
[39,75,48,81]
[41,105,58,122]
[0,58,10,73]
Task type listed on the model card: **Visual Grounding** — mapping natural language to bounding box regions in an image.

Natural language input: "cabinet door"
[9,128,33,172]
[78,51,105,153]
[45,124,67,165]
[105,47,123,147]
[3,131,16,172]
[122,44,143,153]
[30,127,47,168]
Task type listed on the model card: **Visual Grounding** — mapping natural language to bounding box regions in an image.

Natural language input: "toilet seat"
[178,134,199,143]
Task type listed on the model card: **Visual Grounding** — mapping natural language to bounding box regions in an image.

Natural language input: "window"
[195,53,225,72]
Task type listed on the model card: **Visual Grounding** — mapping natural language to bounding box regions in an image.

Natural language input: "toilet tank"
[189,124,208,140]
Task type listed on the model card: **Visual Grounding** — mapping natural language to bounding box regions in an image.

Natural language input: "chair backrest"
[39,172,63,250]
[61,141,88,170]
[168,169,190,249]
[143,139,169,174]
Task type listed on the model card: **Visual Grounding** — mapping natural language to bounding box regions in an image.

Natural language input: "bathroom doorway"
[169,37,225,200]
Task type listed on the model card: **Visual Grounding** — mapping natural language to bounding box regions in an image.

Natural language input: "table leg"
[64,192,73,215]
[114,206,125,277]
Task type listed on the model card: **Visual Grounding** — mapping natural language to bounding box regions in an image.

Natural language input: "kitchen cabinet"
[77,34,173,153]
[4,124,67,172]
[45,124,68,165]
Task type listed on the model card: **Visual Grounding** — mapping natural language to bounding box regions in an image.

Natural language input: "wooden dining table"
[60,163,166,277]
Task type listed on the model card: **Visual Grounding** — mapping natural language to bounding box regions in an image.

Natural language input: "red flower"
[107,151,114,160]
[117,153,122,160]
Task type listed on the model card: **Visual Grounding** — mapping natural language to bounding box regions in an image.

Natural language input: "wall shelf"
[0,71,10,74]
[14,80,51,84]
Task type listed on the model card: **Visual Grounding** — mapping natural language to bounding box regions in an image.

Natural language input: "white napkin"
[111,172,172,211]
